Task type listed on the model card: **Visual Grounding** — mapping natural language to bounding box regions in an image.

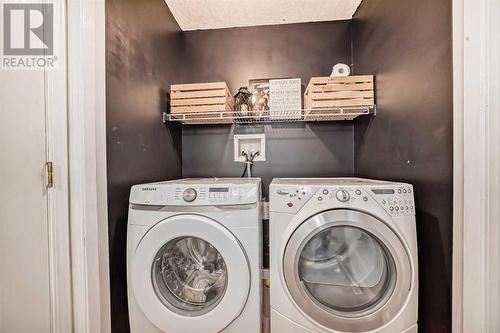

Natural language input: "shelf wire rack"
[163,106,376,125]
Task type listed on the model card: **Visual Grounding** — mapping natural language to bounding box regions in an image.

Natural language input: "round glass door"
[283,209,412,332]
[131,214,250,333]
[299,226,396,314]
[152,237,228,317]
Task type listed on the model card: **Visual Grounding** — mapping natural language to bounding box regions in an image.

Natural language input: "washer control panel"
[182,188,197,202]
[173,186,257,205]
[130,183,259,206]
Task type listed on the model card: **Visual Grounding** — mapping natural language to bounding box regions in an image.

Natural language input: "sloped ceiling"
[164,0,363,31]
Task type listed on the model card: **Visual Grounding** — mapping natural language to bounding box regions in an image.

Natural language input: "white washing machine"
[127,178,262,333]
[269,178,418,333]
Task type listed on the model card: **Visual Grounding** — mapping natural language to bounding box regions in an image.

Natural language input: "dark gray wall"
[106,0,184,331]
[179,22,356,195]
[352,1,453,332]
[183,123,354,197]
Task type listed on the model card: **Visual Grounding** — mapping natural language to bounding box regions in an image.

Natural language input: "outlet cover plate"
[234,134,266,162]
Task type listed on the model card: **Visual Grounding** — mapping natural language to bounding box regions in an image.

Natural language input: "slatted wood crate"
[170,82,234,121]
[304,75,374,117]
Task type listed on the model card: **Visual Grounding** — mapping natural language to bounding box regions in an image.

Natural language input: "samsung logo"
[142,187,157,191]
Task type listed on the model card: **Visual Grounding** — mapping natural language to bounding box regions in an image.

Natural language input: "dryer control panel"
[270,182,415,216]
[269,185,317,213]
[312,185,415,216]
[368,185,415,216]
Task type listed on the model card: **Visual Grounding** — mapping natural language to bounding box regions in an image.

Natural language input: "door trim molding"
[45,1,72,331]
[66,0,111,332]
[452,0,464,331]
[453,0,500,331]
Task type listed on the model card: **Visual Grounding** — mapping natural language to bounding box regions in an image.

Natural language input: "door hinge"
[46,161,54,188]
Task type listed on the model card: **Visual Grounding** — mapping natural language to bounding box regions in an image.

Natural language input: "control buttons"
[335,190,350,202]
[397,189,402,194]
[363,196,368,202]
[198,188,207,200]
[403,189,407,194]
[322,189,329,195]
[387,203,414,214]
[355,189,362,195]
[281,187,310,202]
[209,190,228,201]
[318,196,323,201]
[287,202,293,208]
[183,188,197,202]
[408,189,412,193]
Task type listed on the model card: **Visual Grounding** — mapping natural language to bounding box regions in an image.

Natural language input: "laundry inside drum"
[151,236,228,316]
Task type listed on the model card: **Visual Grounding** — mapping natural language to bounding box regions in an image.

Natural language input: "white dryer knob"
[335,190,350,202]
[183,188,197,202]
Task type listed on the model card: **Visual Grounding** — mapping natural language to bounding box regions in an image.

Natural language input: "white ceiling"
[164,0,363,31]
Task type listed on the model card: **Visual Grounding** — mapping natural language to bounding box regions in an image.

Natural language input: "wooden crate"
[170,82,234,115]
[304,75,374,116]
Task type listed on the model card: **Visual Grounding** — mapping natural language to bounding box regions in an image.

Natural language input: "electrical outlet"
[234,134,266,163]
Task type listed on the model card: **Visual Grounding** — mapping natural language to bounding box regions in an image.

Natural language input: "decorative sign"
[269,78,302,120]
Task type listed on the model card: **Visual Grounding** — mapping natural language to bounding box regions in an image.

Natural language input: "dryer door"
[283,209,412,332]
[132,214,250,333]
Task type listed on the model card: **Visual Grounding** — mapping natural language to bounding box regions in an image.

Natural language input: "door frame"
[45,0,72,331]
[452,0,500,331]
[65,0,111,332]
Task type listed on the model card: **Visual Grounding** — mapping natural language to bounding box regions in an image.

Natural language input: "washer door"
[132,214,250,333]
[283,209,412,332]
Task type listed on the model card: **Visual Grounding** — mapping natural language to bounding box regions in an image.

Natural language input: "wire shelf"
[163,106,376,125]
